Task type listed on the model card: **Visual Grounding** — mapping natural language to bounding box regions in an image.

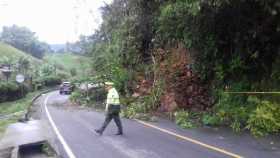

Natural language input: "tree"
[17,57,30,75]
[0,25,50,59]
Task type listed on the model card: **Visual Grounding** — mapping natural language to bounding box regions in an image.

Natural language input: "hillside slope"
[0,42,41,64]
[44,53,91,75]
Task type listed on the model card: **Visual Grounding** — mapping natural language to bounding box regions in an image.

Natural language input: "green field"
[0,42,41,64]
[44,53,91,75]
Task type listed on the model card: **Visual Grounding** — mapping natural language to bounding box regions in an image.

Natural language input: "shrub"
[202,114,221,126]
[33,79,44,90]
[247,101,280,137]
[70,91,83,104]
[121,105,138,119]
[211,93,258,131]
[174,110,194,129]
[0,82,28,102]
[121,101,147,119]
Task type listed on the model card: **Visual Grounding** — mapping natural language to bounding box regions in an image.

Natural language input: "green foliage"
[121,105,138,119]
[33,75,61,89]
[210,93,258,131]
[70,68,77,76]
[208,92,280,136]
[157,0,280,89]
[70,91,84,104]
[40,64,56,76]
[87,0,162,94]
[76,0,280,137]
[0,42,41,66]
[247,101,280,137]
[0,88,48,137]
[42,76,61,87]
[121,99,150,119]
[70,86,107,107]
[0,82,28,102]
[0,88,42,114]
[17,56,30,74]
[175,110,194,129]
[149,80,164,109]
[0,25,50,59]
[202,114,221,126]
[41,143,56,157]
[44,53,91,76]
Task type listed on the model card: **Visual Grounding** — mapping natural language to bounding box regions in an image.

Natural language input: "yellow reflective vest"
[105,88,120,111]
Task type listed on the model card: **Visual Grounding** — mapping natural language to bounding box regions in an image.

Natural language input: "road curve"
[41,91,280,158]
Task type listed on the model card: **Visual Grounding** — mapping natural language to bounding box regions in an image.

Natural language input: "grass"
[0,89,47,138]
[0,42,41,64]
[0,118,18,138]
[0,91,39,115]
[44,53,91,76]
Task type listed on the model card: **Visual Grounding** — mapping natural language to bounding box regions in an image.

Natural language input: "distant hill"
[0,42,41,64]
[44,53,91,75]
[50,44,65,52]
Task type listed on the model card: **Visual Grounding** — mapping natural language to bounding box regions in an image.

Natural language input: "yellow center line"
[135,119,244,158]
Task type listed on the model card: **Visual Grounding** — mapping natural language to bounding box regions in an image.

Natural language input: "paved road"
[40,91,280,158]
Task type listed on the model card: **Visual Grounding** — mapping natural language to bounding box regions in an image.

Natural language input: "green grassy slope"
[44,53,91,75]
[0,42,41,64]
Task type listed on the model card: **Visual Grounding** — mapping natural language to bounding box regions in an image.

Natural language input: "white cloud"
[0,0,112,44]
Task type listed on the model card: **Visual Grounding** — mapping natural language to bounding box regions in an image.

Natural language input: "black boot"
[115,131,123,135]
[95,129,103,135]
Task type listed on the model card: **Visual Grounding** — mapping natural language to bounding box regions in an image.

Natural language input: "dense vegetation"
[0,43,62,103]
[76,0,280,137]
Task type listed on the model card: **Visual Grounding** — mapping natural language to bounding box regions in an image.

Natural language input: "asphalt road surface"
[38,91,280,158]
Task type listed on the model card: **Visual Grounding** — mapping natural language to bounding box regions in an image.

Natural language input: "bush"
[121,105,138,119]
[121,101,147,119]
[247,101,280,137]
[0,82,28,102]
[209,92,280,136]
[69,87,103,107]
[211,93,258,131]
[70,91,84,104]
[202,114,221,126]
[174,110,194,129]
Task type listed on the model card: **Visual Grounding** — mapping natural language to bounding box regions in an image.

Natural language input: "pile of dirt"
[133,44,213,112]
[159,45,213,111]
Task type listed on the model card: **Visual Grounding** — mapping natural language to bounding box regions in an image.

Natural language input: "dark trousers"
[100,112,123,133]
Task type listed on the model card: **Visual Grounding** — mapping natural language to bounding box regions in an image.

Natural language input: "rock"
[134,113,142,119]
[150,116,158,122]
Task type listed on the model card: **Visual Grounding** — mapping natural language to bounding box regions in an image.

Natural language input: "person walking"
[95,82,123,135]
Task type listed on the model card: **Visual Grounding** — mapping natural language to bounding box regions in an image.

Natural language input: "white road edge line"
[44,93,77,158]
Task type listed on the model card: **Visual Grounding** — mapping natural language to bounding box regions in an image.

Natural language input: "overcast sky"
[0,0,112,44]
